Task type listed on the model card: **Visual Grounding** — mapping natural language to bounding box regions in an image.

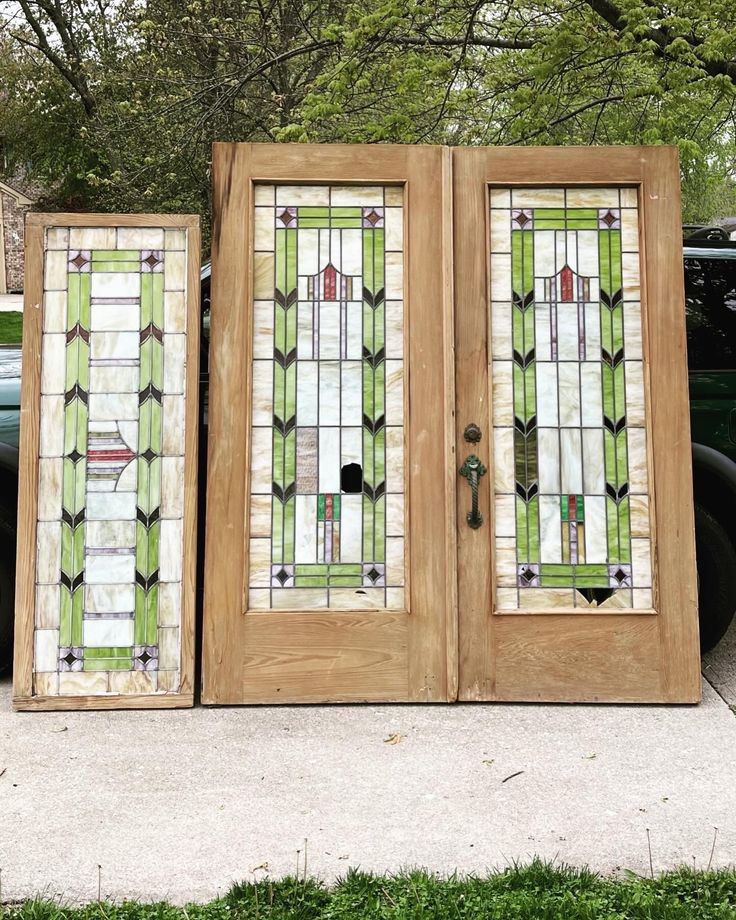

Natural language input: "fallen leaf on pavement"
[50,726,68,733]
[251,862,269,872]
[384,733,403,744]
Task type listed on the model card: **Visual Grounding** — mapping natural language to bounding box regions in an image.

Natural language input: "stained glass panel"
[489,187,653,611]
[248,185,405,610]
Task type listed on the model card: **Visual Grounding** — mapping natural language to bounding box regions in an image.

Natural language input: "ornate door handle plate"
[459,453,487,529]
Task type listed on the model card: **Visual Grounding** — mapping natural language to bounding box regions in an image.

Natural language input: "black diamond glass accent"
[275,568,290,586]
[366,567,381,583]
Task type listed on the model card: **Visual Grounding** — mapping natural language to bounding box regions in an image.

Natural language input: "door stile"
[640,150,700,701]
[452,150,496,700]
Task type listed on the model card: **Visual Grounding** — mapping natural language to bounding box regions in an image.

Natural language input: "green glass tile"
[275,304,286,352]
[328,576,363,587]
[512,305,523,349]
[284,429,296,485]
[152,273,164,327]
[363,231,375,294]
[60,524,73,582]
[90,261,140,272]
[59,589,71,646]
[362,299,374,351]
[67,273,80,328]
[139,338,152,388]
[362,363,374,419]
[73,523,85,572]
[373,229,385,291]
[541,563,608,576]
[362,429,374,486]
[524,366,536,413]
[283,496,295,561]
[326,563,363,576]
[271,498,284,562]
[615,430,629,485]
[71,588,83,646]
[618,497,631,563]
[146,584,159,645]
[298,218,332,229]
[515,496,528,559]
[298,207,330,217]
[374,429,386,483]
[295,575,329,586]
[140,273,152,327]
[512,230,523,291]
[604,429,616,481]
[613,363,625,421]
[273,363,285,418]
[374,495,385,562]
[285,229,297,294]
[275,229,286,294]
[285,364,296,418]
[601,365,614,416]
[374,364,385,417]
[599,231,611,296]
[150,400,162,453]
[363,495,374,560]
[137,463,150,514]
[330,207,361,218]
[373,302,385,353]
[317,494,326,521]
[566,218,598,230]
[84,657,134,671]
[92,249,139,262]
[611,306,624,352]
[533,208,567,220]
[527,496,540,561]
[295,563,329,575]
[330,218,363,228]
[541,574,575,587]
[151,340,164,389]
[574,574,612,588]
[609,230,622,291]
[560,496,569,521]
[333,494,341,520]
[606,496,619,559]
[272,430,284,488]
[134,585,146,645]
[522,231,534,293]
[523,305,535,349]
[576,495,585,519]
[84,646,134,658]
[286,299,297,349]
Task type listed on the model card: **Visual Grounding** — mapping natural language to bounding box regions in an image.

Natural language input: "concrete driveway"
[1,667,735,904]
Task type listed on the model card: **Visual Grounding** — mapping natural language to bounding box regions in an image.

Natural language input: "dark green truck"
[1,242,736,662]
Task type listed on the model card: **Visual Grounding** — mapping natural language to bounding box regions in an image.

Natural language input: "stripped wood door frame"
[202,143,456,704]
[453,146,700,703]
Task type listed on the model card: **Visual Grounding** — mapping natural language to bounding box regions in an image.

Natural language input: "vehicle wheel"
[696,504,736,652]
[0,502,16,671]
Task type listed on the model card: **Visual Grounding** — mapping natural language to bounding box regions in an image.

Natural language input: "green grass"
[0,311,23,344]
[3,862,736,919]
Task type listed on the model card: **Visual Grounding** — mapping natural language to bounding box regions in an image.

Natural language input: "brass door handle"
[459,454,486,529]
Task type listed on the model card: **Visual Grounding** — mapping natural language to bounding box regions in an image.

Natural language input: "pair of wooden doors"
[203,143,700,704]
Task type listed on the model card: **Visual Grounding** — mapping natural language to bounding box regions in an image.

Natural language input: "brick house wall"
[0,180,32,293]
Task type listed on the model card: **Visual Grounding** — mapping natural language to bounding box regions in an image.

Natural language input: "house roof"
[0,179,32,206]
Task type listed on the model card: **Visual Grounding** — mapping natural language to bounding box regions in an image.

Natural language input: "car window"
[684,256,736,370]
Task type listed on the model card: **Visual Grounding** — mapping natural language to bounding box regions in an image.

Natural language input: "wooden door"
[453,146,701,702]
[202,144,456,704]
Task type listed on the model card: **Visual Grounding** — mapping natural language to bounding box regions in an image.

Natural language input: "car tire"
[695,504,736,652]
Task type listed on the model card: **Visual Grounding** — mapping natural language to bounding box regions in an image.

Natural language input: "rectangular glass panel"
[490,187,653,610]
[249,185,405,609]
[33,226,189,695]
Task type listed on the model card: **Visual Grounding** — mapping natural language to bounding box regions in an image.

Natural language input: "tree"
[1,0,735,230]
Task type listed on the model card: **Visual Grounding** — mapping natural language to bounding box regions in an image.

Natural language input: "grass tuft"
[0,311,23,345]
[2,863,736,919]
